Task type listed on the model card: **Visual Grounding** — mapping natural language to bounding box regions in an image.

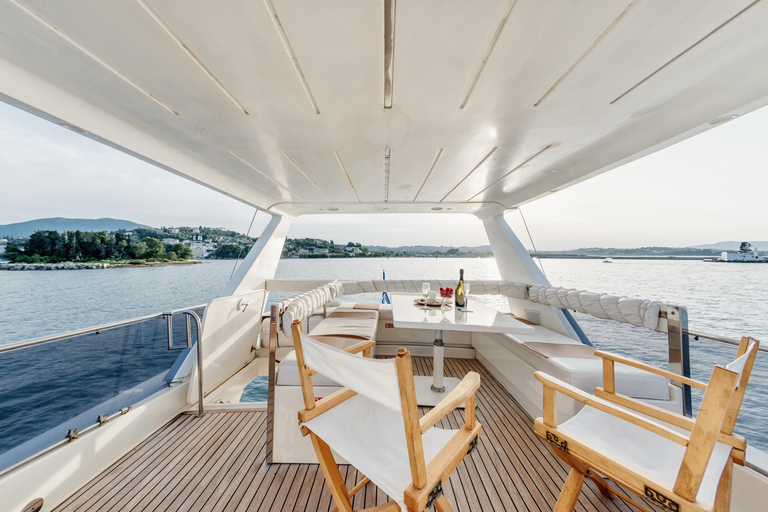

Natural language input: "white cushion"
[488,329,670,400]
[560,406,731,506]
[336,303,394,321]
[305,394,456,511]
[308,316,377,339]
[276,350,340,387]
[550,357,669,400]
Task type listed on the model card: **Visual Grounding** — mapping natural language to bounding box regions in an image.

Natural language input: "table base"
[413,376,465,408]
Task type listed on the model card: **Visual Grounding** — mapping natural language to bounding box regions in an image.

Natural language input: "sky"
[1,100,767,251]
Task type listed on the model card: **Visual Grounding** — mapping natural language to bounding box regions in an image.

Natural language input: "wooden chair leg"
[433,495,454,512]
[714,458,733,511]
[363,347,372,358]
[310,432,353,512]
[554,468,585,512]
[586,470,615,499]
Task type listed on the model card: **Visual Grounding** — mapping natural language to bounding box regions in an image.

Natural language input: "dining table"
[390,293,536,406]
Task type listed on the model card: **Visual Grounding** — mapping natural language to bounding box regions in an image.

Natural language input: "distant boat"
[603,257,613,263]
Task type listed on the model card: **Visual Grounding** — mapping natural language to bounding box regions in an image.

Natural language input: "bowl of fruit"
[439,287,454,299]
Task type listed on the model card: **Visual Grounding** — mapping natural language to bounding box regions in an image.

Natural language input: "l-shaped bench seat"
[472,317,675,422]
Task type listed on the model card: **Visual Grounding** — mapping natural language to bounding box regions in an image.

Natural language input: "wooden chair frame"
[291,320,483,512]
[534,336,759,512]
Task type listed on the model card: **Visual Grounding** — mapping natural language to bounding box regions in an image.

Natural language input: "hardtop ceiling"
[1,0,767,218]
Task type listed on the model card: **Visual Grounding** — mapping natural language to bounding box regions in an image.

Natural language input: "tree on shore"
[3,230,193,263]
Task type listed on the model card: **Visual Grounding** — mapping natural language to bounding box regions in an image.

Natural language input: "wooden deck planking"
[55,357,632,512]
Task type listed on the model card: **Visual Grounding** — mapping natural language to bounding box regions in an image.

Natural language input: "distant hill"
[687,241,768,251]
[366,244,492,254]
[0,217,150,238]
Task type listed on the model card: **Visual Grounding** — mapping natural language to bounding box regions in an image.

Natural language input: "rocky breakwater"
[0,261,202,270]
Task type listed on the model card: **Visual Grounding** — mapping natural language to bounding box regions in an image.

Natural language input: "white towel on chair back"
[299,331,402,411]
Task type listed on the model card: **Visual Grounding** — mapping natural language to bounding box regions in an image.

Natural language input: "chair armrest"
[595,350,707,390]
[594,388,747,451]
[420,372,481,434]
[298,387,357,423]
[534,371,690,447]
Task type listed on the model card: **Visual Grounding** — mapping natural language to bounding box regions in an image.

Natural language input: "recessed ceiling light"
[384,148,391,202]
[708,115,739,126]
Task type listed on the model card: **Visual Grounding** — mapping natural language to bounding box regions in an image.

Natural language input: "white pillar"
[221,212,292,297]
[481,211,579,339]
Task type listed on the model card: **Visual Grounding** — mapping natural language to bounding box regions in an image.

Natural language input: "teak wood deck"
[55,357,633,512]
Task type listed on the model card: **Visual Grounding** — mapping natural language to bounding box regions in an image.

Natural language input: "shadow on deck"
[55,357,632,512]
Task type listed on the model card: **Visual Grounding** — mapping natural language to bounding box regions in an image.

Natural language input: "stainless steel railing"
[685,329,768,352]
[0,406,133,479]
[183,310,205,417]
[0,304,207,354]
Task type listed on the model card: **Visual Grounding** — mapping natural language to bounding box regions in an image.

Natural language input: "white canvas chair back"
[298,331,402,411]
[725,341,754,376]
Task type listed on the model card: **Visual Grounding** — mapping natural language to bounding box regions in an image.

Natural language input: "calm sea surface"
[1,258,767,450]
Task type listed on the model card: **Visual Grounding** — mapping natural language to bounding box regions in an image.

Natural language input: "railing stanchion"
[165,312,173,349]
[183,311,205,417]
[667,305,692,417]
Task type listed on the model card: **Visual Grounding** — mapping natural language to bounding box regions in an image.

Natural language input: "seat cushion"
[337,302,394,321]
[560,407,731,506]
[277,350,340,387]
[488,330,670,400]
[550,357,669,400]
[304,394,456,509]
[308,316,378,340]
[327,310,379,320]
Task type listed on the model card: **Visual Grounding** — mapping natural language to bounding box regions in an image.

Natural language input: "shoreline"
[0,260,204,271]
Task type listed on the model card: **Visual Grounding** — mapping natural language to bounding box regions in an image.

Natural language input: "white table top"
[390,294,535,334]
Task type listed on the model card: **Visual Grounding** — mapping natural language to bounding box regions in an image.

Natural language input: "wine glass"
[462,282,471,311]
[420,282,431,310]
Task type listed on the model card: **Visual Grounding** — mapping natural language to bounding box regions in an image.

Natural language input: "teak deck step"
[55,358,632,512]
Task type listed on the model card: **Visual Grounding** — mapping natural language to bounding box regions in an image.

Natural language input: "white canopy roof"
[1,0,767,218]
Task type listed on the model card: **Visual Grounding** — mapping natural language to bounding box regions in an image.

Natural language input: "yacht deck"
[54,357,631,512]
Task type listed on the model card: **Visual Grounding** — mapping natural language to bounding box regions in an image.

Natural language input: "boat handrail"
[0,405,133,480]
[0,304,208,354]
[685,329,768,353]
[183,310,205,417]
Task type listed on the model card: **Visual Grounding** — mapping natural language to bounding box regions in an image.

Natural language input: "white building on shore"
[721,242,766,262]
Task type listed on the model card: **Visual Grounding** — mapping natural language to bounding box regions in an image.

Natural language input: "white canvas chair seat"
[560,406,731,506]
[304,394,456,510]
[534,337,759,512]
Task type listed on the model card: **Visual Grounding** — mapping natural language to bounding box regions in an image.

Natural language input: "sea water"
[1,258,767,451]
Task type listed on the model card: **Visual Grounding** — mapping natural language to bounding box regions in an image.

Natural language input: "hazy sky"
[1,100,766,250]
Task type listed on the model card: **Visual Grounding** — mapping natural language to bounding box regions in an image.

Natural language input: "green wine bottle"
[455,269,465,308]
